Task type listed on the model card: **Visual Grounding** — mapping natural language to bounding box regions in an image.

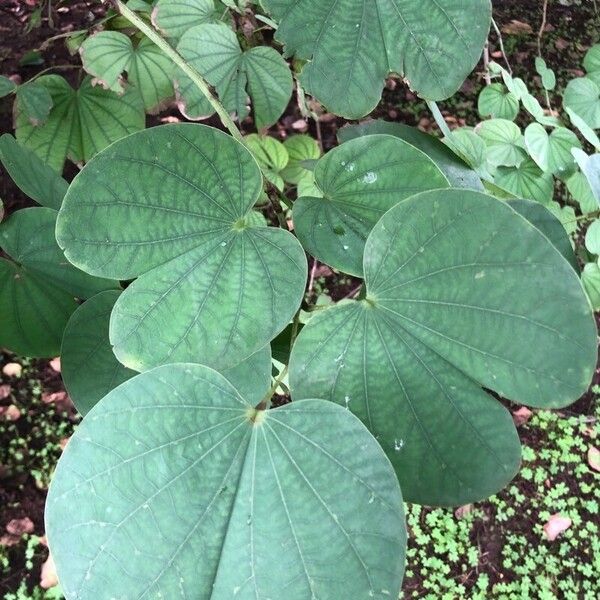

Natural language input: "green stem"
[257,364,289,411]
[426,100,453,139]
[115,0,245,145]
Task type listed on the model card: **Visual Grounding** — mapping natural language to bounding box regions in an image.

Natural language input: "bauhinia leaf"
[263,0,492,118]
[46,364,406,599]
[338,120,483,190]
[80,31,174,112]
[0,208,118,357]
[293,134,450,277]
[15,75,145,172]
[244,134,289,190]
[495,158,554,204]
[56,123,307,372]
[289,189,596,505]
[0,133,68,210]
[176,23,293,128]
[152,0,218,42]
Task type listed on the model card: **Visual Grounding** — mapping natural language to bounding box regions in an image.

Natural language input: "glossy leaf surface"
[293,134,449,276]
[46,364,406,599]
[289,189,597,505]
[57,124,307,372]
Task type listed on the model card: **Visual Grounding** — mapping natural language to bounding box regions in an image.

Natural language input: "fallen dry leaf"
[2,363,22,377]
[543,514,571,541]
[40,552,59,589]
[588,446,600,472]
[1,405,21,421]
[49,357,61,373]
[41,391,72,412]
[512,406,533,427]
[6,517,34,536]
[455,504,473,519]
[502,20,533,35]
[0,384,11,400]
[291,119,308,132]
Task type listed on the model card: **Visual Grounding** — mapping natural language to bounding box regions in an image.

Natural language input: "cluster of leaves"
[0,1,598,599]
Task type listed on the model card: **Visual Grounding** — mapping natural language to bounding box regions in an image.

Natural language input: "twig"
[307,259,318,298]
[537,0,553,112]
[483,40,492,85]
[341,284,362,301]
[491,18,512,74]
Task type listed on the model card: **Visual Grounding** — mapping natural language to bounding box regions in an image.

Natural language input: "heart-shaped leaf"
[56,123,307,372]
[0,134,68,209]
[0,208,118,357]
[564,77,600,130]
[524,124,581,176]
[281,134,321,186]
[478,83,519,120]
[152,0,218,42]
[339,121,484,190]
[293,134,450,277]
[46,364,406,599]
[80,31,174,112]
[15,75,145,172]
[176,23,293,128]
[585,219,600,255]
[263,0,492,119]
[495,158,554,204]
[289,189,596,505]
[476,119,527,167]
[572,148,600,208]
[582,263,600,309]
[245,134,289,191]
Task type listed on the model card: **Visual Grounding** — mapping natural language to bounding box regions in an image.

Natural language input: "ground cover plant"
[1,1,599,598]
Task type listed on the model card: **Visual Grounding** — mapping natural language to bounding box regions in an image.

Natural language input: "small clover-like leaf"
[263,0,491,118]
[15,75,145,172]
[293,134,450,277]
[289,189,596,505]
[56,123,307,372]
[0,208,118,357]
[46,364,406,599]
[80,31,174,112]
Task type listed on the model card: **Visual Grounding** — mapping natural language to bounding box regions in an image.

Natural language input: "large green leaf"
[46,364,406,599]
[289,189,596,505]
[176,23,293,128]
[80,32,174,112]
[263,0,491,119]
[56,124,307,372]
[61,291,137,415]
[293,134,449,276]
[0,134,68,210]
[338,121,483,190]
[0,208,118,357]
[563,77,600,130]
[15,75,145,172]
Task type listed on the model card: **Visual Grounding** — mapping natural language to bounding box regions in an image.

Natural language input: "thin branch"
[491,18,512,74]
[537,0,549,57]
[483,40,492,85]
[307,259,318,298]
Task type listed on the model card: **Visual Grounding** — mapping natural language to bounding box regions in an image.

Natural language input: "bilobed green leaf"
[495,158,554,204]
[80,31,174,112]
[524,124,581,176]
[0,134,68,210]
[152,0,218,41]
[289,189,597,505]
[15,75,145,172]
[61,291,137,415]
[478,83,519,120]
[244,134,289,191]
[0,208,118,357]
[339,121,484,190]
[177,23,293,128]
[0,75,16,98]
[281,134,321,185]
[263,0,491,119]
[46,364,406,600]
[57,124,307,372]
[15,82,53,125]
[564,77,600,130]
[476,118,526,167]
[293,134,450,277]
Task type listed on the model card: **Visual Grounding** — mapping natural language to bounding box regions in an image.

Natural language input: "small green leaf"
[177,23,293,128]
[57,124,307,372]
[535,57,556,91]
[585,219,600,255]
[446,128,489,175]
[564,77,600,130]
[567,171,598,214]
[0,208,118,356]
[263,0,492,118]
[15,75,145,172]
[476,119,526,167]
[566,107,600,150]
[495,158,554,204]
[81,31,174,112]
[583,44,600,79]
[46,364,406,599]
[0,134,68,209]
[339,121,484,190]
[0,75,17,98]
[572,148,600,208]
[524,124,581,176]
[289,189,596,505]
[478,83,519,120]
[582,262,600,310]
[244,134,289,191]
[281,135,321,185]
[152,0,218,42]
[293,134,449,277]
